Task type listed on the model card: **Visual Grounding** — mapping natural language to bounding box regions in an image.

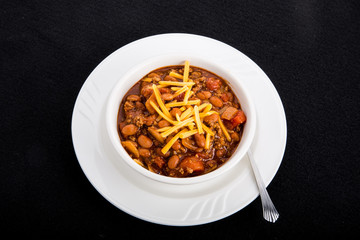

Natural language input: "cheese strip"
[201,123,215,136]
[149,101,177,125]
[183,86,191,104]
[160,118,194,138]
[157,126,171,132]
[199,111,219,118]
[202,103,212,114]
[173,86,188,98]
[205,132,211,150]
[218,118,231,142]
[169,72,183,79]
[179,129,198,139]
[194,105,204,134]
[175,113,181,122]
[142,77,152,82]
[165,99,200,108]
[180,106,193,120]
[152,84,172,119]
[159,81,195,87]
[183,60,190,82]
[179,106,186,111]
[171,87,183,91]
[198,103,211,112]
[161,129,187,154]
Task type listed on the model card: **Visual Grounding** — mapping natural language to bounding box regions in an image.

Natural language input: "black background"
[1,0,360,239]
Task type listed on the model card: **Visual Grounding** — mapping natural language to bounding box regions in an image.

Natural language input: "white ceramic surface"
[71,33,287,226]
[105,54,257,185]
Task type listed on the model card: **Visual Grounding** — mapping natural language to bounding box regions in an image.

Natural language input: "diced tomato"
[205,77,222,91]
[153,157,165,169]
[230,110,246,128]
[179,157,204,172]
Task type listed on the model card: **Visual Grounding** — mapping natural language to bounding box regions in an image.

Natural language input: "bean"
[161,93,174,101]
[164,75,177,81]
[127,95,141,101]
[168,155,180,169]
[194,133,206,148]
[216,149,226,158]
[210,96,223,108]
[137,135,153,148]
[203,113,219,124]
[135,101,145,110]
[121,124,137,136]
[170,108,182,118]
[171,140,181,150]
[231,132,240,142]
[139,148,151,158]
[158,119,170,128]
[196,91,212,100]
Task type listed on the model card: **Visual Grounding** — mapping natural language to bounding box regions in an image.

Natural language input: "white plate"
[71,33,287,226]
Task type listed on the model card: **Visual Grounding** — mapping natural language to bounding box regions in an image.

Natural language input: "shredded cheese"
[205,132,211,150]
[152,84,172,119]
[161,129,187,154]
[183,60,190,82]
[180,106,193,120]
[173,86,188,98]
[157,126,171,132]
[142,77,152,82]
[160,118,194,138]
[179,129,198,139]
[175,113,181,122]
[183,87,191,104]
[165,99,200,108]
[194,105,204,134]
[199,111,219,118]
[149,101,176,125]
[169,71,183,79]
[202,103,212,114]
[201,123,215,136]
[159,81,195,87]
[218,118,231,142]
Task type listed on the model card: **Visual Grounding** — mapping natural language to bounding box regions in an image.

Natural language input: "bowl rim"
[105,54,257,185]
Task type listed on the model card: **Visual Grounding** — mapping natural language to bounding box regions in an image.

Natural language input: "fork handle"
[248,149,279,223]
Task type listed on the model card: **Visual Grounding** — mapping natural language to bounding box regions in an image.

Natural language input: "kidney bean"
[196,91,211,100]
[121,124,137,136]
[171,140,181,151]
[210,96,223,108]
[194,133,206,148]
[158,119,170,128]
[231,132,240,142]
[170,108,182,118]
[127,95,141,101]
[203,113,219,125]
[137,135,153,148]
[139,148,151,158]
[164,75,177,81]
[168,155,180,169]
[161,93,174,101]
[216,149,226,158]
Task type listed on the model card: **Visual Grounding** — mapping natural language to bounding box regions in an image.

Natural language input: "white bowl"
[106,54,256,185]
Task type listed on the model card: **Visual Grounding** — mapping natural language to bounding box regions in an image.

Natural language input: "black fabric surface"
[1,0,359,239]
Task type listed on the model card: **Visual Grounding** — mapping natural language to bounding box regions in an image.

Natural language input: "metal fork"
[247,149,279,223]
